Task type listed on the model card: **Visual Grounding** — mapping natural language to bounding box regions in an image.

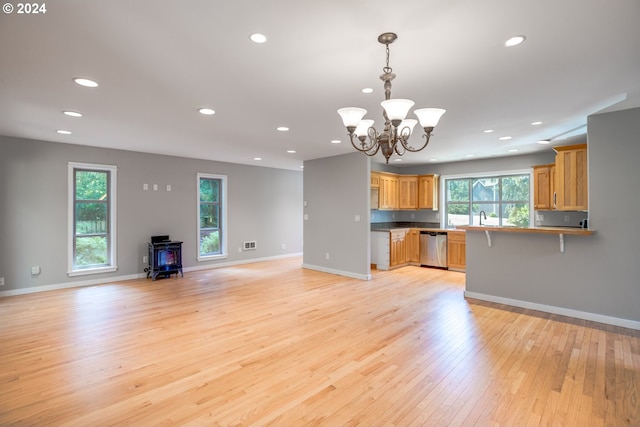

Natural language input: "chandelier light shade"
[337,32,446,163]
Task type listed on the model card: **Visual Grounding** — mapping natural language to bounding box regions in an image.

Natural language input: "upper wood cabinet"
[371,172,439,211]
[532,164,554,210]
[554,144,588,211]
[370,172,380,188]
[418,174,439,210]
[378,173,399,210]
[398,175,418,210]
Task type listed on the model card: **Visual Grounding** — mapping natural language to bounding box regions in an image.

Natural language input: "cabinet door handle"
[553,192,557,209]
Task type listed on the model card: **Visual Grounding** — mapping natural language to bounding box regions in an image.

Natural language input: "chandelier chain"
[384,44,392,74]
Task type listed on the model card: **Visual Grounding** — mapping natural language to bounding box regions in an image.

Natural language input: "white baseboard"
[0,273,145,297]
[301,263,372,281]
[187,252,302,272]
[464,291,640,331]
[0,253,303,298]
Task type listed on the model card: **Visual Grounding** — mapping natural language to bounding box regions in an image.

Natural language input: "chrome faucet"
[479,210,487,225]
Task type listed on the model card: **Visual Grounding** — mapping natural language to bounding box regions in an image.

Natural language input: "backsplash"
[371,209,439,224]
[534,210,588,228]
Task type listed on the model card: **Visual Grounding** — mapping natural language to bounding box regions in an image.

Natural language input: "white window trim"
[197,173,228,261]
[440,168,533,228]
[68,162,118,276]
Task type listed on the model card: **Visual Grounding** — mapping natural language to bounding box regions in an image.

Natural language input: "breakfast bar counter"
[456,225,593,253]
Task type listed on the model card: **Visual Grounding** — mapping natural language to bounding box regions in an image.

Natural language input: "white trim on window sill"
[197,254,228,262]
[68,266,118,277]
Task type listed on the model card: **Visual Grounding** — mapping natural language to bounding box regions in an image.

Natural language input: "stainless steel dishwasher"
[420,231,448,268]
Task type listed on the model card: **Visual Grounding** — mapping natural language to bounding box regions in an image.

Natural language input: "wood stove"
[147,235,183,281]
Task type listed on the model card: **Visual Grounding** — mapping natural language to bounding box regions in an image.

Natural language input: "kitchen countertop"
[371,225,464,233]
[456,225,593,235]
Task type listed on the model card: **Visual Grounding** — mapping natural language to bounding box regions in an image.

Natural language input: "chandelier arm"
[394,142,405,156]
[363,145,381,157]
[400,131,433,152]
[349,133,376,153]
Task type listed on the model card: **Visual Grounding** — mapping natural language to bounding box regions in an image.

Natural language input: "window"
[68,162,117,276]
[444,172,530,227]
[197,173,227,260]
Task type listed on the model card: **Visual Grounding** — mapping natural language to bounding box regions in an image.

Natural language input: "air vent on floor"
[243,241,257,251]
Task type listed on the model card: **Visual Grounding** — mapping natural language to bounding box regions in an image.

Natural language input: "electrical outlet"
[0,277,4,286]
[564,215,570,223]
[281,244,286,250]
[143,255,148,264]
[325,252,330,260]
[31,266,41,275]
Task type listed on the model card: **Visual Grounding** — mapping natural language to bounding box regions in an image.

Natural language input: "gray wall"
[302,153,371,279]
[0,136,303,293]
[465,107,640,326]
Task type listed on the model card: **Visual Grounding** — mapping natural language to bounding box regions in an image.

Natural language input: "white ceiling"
[1,0,639,171]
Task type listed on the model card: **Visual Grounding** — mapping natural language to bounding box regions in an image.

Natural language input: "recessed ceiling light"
[287,150,296,154]
[250,33,267,43]
[57,130,72,135]
[277,127,289,132]
[198,108,215,115]
[508,149,519,152]
[483,129,494,133]
[504,35,526,47]
[73,78,98,88]
[63,111,83,117]
[300,165,304,169]
[331,140,341,144]
[253,157,262,161]
[394,158,403,162]
[429,158,437,162]
[531,121,542,126]
[537,139,551,144]
[498,136,512,141]
[362,88,373,94]
[465,154,476,158]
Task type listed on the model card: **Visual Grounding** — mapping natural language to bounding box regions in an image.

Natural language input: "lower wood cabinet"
[390,229,407,268]
[406,229,420,264]
[447,231,466,271]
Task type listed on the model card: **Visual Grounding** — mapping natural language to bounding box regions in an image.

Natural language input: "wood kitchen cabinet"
[389,229,407,268]
[398,175,418,209]
[370,172,380,188]
[447,231,466,271]
[378,173,399,210]
[406,229,420,264]
[533,164,554,210]
[371,172,438,211]
[555,144,588,211]
[418,174,439,210]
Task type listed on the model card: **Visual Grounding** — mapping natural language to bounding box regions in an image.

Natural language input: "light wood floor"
[1,257,639,426]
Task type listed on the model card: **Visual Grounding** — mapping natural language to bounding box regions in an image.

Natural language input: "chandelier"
[338,32,446,164]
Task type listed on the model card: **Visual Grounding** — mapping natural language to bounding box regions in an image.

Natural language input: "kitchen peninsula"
[457,225,593,253]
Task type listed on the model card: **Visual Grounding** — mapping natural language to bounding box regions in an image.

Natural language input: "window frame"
[67,162,118,276]
[197,173,228,261]
[441,169,532,228]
